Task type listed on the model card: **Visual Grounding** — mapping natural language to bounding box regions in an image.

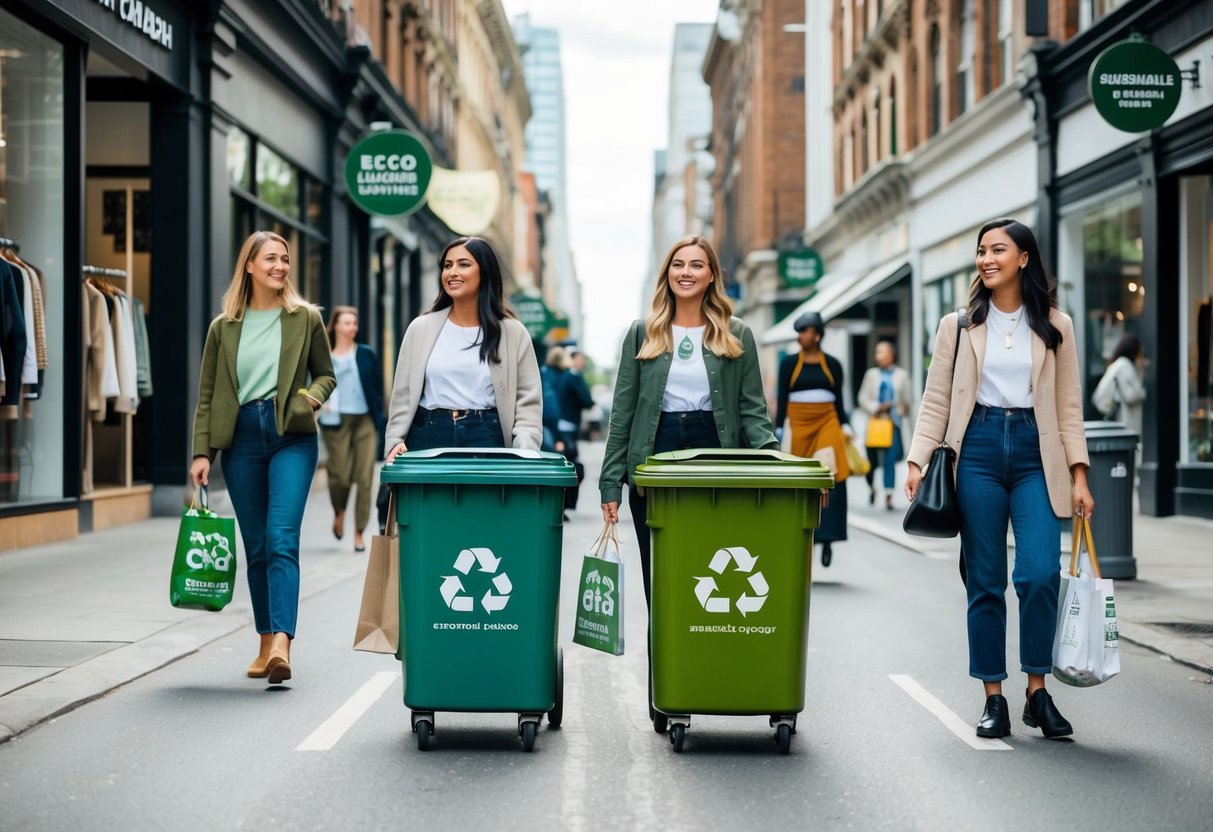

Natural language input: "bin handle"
[657,448,797,463]
[396,447,544,461]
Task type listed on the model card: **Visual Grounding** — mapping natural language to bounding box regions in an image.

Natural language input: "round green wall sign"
[345,130,433,216]
[1088,37,1182,133]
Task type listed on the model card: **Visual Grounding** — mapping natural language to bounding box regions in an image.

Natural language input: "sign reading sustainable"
[1088,36,1182,133]
[345,131,433,216]
[779,248,824,289]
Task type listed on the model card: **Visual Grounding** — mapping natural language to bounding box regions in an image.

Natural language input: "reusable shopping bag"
[572,522,625,656]
[865,414,894,448]
[844,436,871,477]
[353,489,400,654]
[1052,514,1121,687]
[169,486,238,611]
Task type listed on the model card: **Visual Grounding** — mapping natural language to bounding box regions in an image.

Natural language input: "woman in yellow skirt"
[775,312,850,566]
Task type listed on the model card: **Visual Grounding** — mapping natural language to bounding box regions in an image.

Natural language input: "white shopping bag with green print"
[572,523,625,656]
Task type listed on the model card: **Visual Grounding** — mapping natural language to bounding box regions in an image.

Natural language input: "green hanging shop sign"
[1088,36,1182,133]
[345,130,433,216]
[778,248,824,289]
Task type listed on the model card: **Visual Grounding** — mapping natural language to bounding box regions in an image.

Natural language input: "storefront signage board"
[1088,36,1182,133]
[778,248,824,289]
[511,293,553,340]
[345,130,433,217]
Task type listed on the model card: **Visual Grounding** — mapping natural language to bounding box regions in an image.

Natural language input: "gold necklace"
[989,307,1022,349]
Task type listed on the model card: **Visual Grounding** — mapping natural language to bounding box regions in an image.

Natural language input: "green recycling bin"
[632,448,834,754]
[379,448,576,752]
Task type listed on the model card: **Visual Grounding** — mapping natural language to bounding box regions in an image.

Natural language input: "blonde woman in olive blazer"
[906,219,1093,742]
[383,237,542,460]
[189,231,335,687]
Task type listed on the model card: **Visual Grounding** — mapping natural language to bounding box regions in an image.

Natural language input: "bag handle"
[189,484,211,513]
[1068,513,1103,580]
[383,489,399,539]
[589,521,623,561]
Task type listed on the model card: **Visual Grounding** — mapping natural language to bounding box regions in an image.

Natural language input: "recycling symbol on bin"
[694,547,768,617]
[440,547,512,613]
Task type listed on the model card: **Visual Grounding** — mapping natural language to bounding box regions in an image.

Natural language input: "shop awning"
[761,258,911,345]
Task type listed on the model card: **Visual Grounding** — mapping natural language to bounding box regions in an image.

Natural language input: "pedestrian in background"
[535,341,566,455]
[189,230,335,685]
[383,237,541,460]
[320,306,385,554]
[551,345,594,514]
[857,339,914,511]
[906,218,1093,740]
[600,235,777,724]
[775,311,850,567]
[1092,333,1145,440]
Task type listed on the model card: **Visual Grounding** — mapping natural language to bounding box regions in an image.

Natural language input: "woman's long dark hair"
[1110,333,1142,365]
[968,219,1062,349]
[429,236,515,363]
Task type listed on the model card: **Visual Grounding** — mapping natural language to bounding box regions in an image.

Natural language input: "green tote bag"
[170,486,238,611]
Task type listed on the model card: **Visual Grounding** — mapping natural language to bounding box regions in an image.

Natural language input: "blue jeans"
[221,400,318,638]
[866,423,904,490]
[956,405,1059,681]
[405,407,505,450]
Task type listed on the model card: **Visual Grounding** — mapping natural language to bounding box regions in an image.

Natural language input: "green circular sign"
[345,130,433,216]
[1088,37,1182,133]
[778,248,824,289]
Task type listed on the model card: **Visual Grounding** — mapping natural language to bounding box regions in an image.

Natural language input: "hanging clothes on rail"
[0,258,28,415]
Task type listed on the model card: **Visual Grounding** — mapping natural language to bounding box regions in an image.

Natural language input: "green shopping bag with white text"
[170,486,238,611]
[573,523,625,656]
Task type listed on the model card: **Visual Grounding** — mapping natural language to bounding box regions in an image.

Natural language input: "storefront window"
[1080,193,1144,418]
[922,270,970,366]
[255,143,299,219]
[0,9,65,505]
[1182,176,1213,464]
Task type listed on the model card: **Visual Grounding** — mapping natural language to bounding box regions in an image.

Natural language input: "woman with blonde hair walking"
[190,230,335,685]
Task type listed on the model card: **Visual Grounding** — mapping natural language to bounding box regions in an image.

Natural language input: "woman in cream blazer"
[906,219,1093,742]
[383,237,541,459]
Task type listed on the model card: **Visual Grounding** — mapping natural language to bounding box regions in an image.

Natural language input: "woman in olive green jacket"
[189,231,335,685]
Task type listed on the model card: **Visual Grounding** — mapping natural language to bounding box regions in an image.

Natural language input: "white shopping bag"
[1052,515,1120,687]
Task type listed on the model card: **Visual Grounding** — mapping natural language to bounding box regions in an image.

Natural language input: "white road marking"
[888,674,1012,751]
[296,671,400,751]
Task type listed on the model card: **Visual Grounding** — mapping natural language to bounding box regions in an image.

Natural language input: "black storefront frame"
[1028,0,1213,518]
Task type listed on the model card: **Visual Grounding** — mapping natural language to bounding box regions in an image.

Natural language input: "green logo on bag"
[582,568,616,617]
[185,531,234,571]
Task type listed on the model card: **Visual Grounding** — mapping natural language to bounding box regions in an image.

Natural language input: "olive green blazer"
[598,317,778,505]
[191,305,336,460]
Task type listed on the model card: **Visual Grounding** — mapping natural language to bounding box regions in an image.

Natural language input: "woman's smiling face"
[666,244,713,303]
[247,240,290,295]
[442,244,481,301]
[976,227,1027,294]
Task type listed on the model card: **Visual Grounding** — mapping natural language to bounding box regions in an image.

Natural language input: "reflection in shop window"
[256,143,299,220]
[227,128,252,190]
[1184,176,1213,464]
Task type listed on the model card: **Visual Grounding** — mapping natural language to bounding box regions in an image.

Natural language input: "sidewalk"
[0,475,368,744]
[848,474,1213,679]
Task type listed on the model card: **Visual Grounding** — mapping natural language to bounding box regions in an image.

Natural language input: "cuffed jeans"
[956,405,1060,681]
[222,400,318,638]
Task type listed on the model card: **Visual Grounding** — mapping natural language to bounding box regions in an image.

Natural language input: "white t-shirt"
[419,321,496,410]
[662,325,713,411]
[977,307,1034,409]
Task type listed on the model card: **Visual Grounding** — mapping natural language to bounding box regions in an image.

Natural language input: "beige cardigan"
[907,308,1089,519]
[383,308,542,454]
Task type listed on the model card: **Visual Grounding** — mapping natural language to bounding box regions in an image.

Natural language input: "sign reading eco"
[778,248,824,289]
[345,131,433,217]
[1088,36,1182,133]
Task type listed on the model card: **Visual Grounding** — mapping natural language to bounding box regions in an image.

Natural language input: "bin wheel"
[548,647,564,729]
[776,723,792,755]
[521,721,537,752]
[415,719,433,751]
[670,723,687,753]
[653,711,669,735]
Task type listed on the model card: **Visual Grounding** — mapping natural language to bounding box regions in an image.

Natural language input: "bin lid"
[379,447,578,486]
[1083,420,1139,442]
[631,448,834,490]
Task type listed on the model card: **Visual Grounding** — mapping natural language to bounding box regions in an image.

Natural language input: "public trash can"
[631,448,834,754]
[1082,421,1138,579]
[379,448,577,752]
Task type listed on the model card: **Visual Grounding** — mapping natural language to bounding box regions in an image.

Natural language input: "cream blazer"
[383,308,542,454]
[907,308,1090,519]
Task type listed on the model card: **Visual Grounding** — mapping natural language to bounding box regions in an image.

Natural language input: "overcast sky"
[501,0,718,367]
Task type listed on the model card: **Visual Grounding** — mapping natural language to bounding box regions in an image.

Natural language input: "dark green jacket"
[192,305,336,460]
[598,317,778,504]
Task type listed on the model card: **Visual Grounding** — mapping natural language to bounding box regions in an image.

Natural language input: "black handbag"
[903,309,967,539]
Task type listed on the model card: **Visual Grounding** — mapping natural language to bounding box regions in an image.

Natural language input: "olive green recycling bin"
[632,448,834,754]
[379,448,577,752]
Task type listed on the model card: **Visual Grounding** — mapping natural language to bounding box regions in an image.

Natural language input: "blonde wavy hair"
[220,231,312,321]
[637,235,742,360]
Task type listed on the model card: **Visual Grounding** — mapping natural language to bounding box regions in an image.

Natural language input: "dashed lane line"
[889,674,1012,751]
[296,671,400,752]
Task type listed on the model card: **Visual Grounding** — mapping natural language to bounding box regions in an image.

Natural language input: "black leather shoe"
[976,694,1011,738]
[820,542,833,567]
[1023,688,1073,738]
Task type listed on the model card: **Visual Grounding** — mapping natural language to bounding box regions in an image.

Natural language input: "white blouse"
[419,321,496,410]
[977,307,1034,409]
[662,325,713,412]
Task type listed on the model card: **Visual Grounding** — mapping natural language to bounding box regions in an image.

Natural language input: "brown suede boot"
[246,633,273,678]
[266,632,292,684]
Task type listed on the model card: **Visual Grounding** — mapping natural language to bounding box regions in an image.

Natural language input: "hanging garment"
[111,293,139,413]
[83,282,110,418]
[0,261,28,410]
[18,266,37,385]
[132,297,153,398]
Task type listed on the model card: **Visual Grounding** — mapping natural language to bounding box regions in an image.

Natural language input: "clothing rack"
[0,237,19,252]
[82,265,127,278]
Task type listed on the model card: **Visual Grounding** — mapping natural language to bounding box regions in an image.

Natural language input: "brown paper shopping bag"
[353,490,400,654]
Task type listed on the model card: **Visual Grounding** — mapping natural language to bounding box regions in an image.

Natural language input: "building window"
[1182,176,1213,463]
[860,109,869,174]
[930,25,942,136]
[908,50,919,149]
[873,91,881,163]
[957,0,975,116]
[998,0,1014,86]
[889,77,898,156]
[1079,0,1130,30]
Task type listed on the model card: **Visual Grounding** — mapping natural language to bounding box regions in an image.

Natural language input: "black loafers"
[977,694,1011,738]
[1023,688,1073,738]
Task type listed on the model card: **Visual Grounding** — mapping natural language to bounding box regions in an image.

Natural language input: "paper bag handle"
[1068,513,1102,580]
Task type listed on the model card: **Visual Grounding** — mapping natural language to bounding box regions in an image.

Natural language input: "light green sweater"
[236,307,282,404]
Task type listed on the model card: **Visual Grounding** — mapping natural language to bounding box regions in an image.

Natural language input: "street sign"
[778,248,824,289]
[344,130,433,216]
[1088,36,1182,133]
[510,293,552,339]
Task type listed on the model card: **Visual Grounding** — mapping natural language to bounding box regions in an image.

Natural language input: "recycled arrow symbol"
[709,550,732,575]
[472,547,501,573]
[492,572,512,595]
[454,549,476,575]
[748,571,769,596]
[482,589,509,613]
[736,593,766,616]
[694,576,719,607]
[440,575,466,608]
[728,547,758,573]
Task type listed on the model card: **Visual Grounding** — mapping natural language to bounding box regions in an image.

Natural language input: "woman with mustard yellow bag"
[857,340,915,510]
[775,311,850,567]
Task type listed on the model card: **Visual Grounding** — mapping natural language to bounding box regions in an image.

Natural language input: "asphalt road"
[2,445,1212,831]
